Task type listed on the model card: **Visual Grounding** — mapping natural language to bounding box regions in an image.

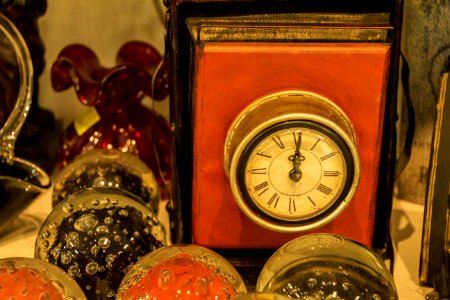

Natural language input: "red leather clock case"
[191,42,391,249]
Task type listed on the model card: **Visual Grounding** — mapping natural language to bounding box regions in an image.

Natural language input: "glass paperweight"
[116,244,247,300]
[52,148,160,213]
[233,293,292,300]
[35,187,167,299]
[51,41,171,188]
[257,233,398,300]
[0,257,86,299]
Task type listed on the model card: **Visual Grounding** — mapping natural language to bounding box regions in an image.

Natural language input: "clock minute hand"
[289,131,305,182]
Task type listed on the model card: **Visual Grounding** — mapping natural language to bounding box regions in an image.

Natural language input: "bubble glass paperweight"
[52,148,160,213]
[0,257,86,299]
[116,244,247,300]
[35,187,167,299]
[257,233,398,300]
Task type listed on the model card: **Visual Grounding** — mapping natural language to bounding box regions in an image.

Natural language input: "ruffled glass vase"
[51,41,171,189]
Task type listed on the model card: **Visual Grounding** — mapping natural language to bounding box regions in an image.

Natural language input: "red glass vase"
[51,41,171,187]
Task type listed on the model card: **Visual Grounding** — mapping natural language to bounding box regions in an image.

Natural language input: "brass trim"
[189,12,391,24]
[186,13,393,44]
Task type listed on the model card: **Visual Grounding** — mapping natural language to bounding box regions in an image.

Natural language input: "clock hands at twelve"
[289,131,305,182]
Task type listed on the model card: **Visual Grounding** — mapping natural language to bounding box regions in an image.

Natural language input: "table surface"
[0,188,435,299]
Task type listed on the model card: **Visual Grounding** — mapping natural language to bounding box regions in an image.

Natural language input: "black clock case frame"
[165,0,404,282]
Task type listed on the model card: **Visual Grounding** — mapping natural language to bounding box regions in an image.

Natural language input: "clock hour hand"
[289,131,305,182]
[289,155,303,182]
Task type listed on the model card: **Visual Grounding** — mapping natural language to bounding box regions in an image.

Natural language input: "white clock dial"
[239,121,351,223]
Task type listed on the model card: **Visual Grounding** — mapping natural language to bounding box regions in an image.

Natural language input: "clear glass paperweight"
[257,233,398,300]
[116,244,247,299]
[52,148,160,212]
[35,187,167,299]
[0,257,86,299]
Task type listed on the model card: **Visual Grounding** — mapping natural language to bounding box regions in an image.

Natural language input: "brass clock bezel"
[224,91,361,233]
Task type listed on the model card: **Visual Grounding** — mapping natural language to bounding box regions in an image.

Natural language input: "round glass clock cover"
[225,91,360,232]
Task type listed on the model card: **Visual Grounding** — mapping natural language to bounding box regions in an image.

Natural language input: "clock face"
[237,120,355,225]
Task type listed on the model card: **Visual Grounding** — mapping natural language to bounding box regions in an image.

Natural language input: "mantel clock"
[165,0,404,261]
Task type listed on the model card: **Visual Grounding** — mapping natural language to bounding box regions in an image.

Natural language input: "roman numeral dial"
[239,120,355,226]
